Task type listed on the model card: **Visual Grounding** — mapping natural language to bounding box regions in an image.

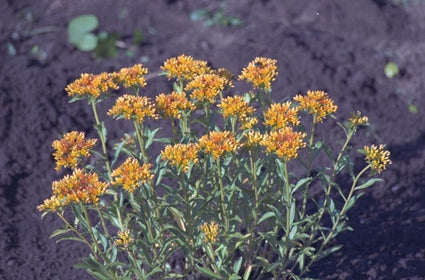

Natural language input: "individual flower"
[114,229,134,248]
[65,72,119,99]
[37,195,62,213]
[111,157,153,193]
[348,111,369,128]
[198,131,240,160]
[52,131,97,171]
[161,143,199,172]
[238,57,278,92]
[108,94,157,124]
[363,144,391,174]
[155,91,196,119]
[50,169,108,207]
[264,101,300,129]
[161,54,210,81]
[113,64,148,88]
[185,73,227,104]
[211,68,234,88]
[293,90,337,123]
[200,221,219,243]
[244,131,265,149]
[240,117,259,130]
[261,127,306,161]
[217,95,255,121]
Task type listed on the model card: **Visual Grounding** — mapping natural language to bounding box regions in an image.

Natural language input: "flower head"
[240,117,259,130]
[50,169,108,207]
[200,221,219,243]
[114,229,134,248]
[211,68,234,88]
[186,73,227,104]
[293,90,337,123]
[364,144,391,174]
[66,72,119,99]
[108,94,157,124]
[348,111,369,128]
[239,57,278,92]
[114,64,148,88]
[198,131,240,160]
[52,131,97,171]
[161,143,199,172]
[155,91,196,119]
[261,127,306,161]
[111,157,153,193]
[244,131,265,149]
[37,195,62,213]
[218,95,255,121]
[264,102,300,129]
[161,54,210,81]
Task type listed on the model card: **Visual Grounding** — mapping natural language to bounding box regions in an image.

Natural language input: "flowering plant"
[39,55,391,279]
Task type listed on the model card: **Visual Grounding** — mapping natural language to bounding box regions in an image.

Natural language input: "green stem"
[133,121,148,163]
[282,160,293,261]
[128,250,145,280]
[300,165,370,276]
[216,158,229,234]
[247,150,259,264]
[91,100,112,181]
[95,206,110,238]
[301,118,317,218]
[181,172,195,271]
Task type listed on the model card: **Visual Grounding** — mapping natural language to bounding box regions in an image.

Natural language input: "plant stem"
[216,158,229,234]
[283,160,293,261]
[247,150,259,264]
[133,121,148,163]
[128,250,145,280]
[91,100,112,181]
[301,118,317,218]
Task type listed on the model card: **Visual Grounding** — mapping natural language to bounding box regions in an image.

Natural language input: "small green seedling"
[384,61,399,79]
[191,4,242,27]
[68,14,99,51]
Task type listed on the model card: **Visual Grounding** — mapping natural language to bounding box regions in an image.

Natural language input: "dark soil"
[1,0,425,279]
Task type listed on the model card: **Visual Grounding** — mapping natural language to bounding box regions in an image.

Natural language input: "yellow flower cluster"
[114,64,148,88]
[364,144,391,174]
[185,73,228,104]
[108,94,157,124]
[111,157,153,193]
[239,57,278,92]
[66,72,119,99]
[240,117,259,130]
[198,131,240,160]
[161,54,210,81]
[348,111,369,127]
[261,127,306,161]
[293,90,337,123]
[211,68,234,88]
[161,143,199,172]
[200,221,219,243]
[114,229,134,248]
[264,102,300,129]
[218,95,255,121]
[155,91,196,119]
[52,131,97,171]
[244,131,265,149]
[38,169,109,212]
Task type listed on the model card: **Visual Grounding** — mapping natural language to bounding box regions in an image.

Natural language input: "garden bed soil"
[1,0,425,279]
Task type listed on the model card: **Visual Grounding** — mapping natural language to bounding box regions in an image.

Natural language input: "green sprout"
[384,61,399,79]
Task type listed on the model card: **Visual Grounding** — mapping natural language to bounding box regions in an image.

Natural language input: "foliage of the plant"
[191,3,242,27]
[384,61,399,79]
[39,55,391,279]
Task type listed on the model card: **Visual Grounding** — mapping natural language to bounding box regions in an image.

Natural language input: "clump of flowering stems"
[39,55,391,279]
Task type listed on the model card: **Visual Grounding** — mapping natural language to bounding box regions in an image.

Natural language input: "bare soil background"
[1,0,425,279]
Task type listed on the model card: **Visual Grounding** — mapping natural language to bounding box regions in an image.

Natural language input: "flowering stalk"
[216,158,229,234]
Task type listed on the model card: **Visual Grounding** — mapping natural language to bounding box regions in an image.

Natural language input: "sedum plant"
[38,55,391,280]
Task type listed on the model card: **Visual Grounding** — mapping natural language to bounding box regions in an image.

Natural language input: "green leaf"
[257,211,275,225]
[384,62,399,78]
[68,14,99,48]
[77,33,98,51]
[196,265,222,279]
[233,257,243,274]
[316,244,343,261]
[133,28,144,45]
[49,228,72,239]
[354,178,383,191]
[408,104,418,114]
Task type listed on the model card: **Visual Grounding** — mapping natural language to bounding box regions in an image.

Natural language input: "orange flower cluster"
[211,68,234,88]
[240,117,259,130]
[114,229,134,248]
[364,144,391,174]
[293,90,337,123]
[161,54,210,81]
[239,57,278,92]
[348,111,369,127]
[261,127,306,161]
[198,131,240,160]
[38,169,109,212]
[185,73,227,104]
[218,95,255,121]
[52,131,97,171]
[108,94,157,124]
[111,157,153,193]
[155,91,196,119]
[66,72,119,99]
[264,102,300,129]
[200,221,219,243]
[114,64,148,88]
[244,131,265,149]
[161,143,199,172]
